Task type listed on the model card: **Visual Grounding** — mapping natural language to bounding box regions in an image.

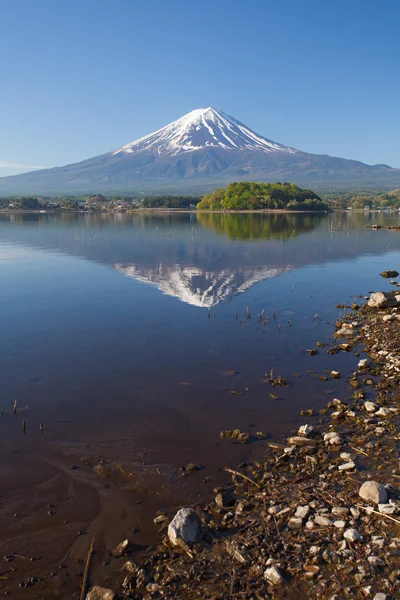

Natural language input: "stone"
[339,461,356,471]
[288,517,303,529]
[304,564,320,577]
[364,401,377,413]
[334,520,346,529]
[87,587,115,600]
[344,528,363,542]
[264,565,286,585]
[330,371,340,379]
[332,507,349,516]
[295,505,310,519]
[350,507,360,518]
[324,431,341,446]
[335,327,355,337]
[368,556,385,567]
[378,503,397,515]
[287,436,316,446]
[379,270,399,278]
[373,594,386,600]
[112,539,132,558]
[298,424,314,437]
[368,292,397,309]
[215,490,236,508]
[375,407,391,417]
[315,515,331,527]
[168,508,202,546]
[382,314,396,322]
[359,481,388,504]
[358,358,371,369]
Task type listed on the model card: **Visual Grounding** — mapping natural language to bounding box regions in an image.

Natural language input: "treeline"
[325,189,400,210]
[141,196,201,209]
[197,182,328,211]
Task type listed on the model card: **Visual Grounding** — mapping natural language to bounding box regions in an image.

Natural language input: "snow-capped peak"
[113,107,297,157]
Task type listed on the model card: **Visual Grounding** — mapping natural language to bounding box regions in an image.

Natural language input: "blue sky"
[1,0,399,176]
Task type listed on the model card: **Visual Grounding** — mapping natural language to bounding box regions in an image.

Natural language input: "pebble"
[373,594,386,600]
[294,505,310,519]
[288,517,303,529]
[332,507,349,516]
[378,503,397,515]
[359,481,388,505]
[168,508,202,546]
[338,461,356,471]
[368,556,385,567]
[315,515,331,527]
[344,528,363,542]
[375,407,392,417]
[264,565,286,586]
[358,358,371,369]
[364,401,377,413]
[298,424,314,437]
[324,431,342,446]
[333,520,346,529]
[86,587,115,600]
[330,371,340,379]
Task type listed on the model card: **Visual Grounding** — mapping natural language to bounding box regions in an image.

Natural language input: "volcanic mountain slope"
[1,107,400,194]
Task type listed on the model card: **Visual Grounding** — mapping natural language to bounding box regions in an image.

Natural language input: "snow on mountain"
[114,262,291,308]
[113,107,298,158]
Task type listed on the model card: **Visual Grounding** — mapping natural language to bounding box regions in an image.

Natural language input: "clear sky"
[1,0,399,176]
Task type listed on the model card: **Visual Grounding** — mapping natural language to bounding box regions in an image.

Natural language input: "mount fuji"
[1,107,400,194]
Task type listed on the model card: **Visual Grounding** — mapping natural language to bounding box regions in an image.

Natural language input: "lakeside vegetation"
[197,182,328,211]
[2,185,400,213]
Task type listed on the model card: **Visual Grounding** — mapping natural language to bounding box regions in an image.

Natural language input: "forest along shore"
[87,284,400,600]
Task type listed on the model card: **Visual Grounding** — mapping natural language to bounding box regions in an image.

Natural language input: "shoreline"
[89,287,400,599]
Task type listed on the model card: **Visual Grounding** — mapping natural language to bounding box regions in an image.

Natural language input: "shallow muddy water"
[1,209,400,596]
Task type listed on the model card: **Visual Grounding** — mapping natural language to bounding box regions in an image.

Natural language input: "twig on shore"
[80,535,95,600]
[356,504,400,526]
[350,446,369,457]
[223,467,260,489]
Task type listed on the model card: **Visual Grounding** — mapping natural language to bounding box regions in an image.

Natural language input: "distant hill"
[1,107,400,194]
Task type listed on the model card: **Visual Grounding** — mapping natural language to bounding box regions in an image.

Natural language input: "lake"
[0,210,399,595]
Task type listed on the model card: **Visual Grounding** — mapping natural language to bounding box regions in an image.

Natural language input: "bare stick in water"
[80,536,95,600]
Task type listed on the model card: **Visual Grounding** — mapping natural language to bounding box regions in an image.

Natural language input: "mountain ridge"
[1,107,400,194]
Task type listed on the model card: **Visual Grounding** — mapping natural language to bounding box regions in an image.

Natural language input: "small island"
[197,181,328,211]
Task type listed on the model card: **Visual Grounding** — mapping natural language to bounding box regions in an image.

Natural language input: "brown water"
[0,210,399,597]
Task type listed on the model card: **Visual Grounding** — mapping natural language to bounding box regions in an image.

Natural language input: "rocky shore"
[86,286,400,600]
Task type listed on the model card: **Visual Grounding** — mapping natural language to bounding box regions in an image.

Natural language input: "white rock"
[298,424,314,437]
[340,452,352,461]
[305,520,314,529]
[332,507,349,516]
[334,520,346,529]
[264,565,286,585]
[315,515,331,527]
[364,401,377,413]
[295,505,310,519]
[358,358,371,369]
[368,556,385,567]
[368,292,397,309]
[309,545,320,555]
[324,431,342,446]
[378,503,397,515]
[268,505,282,515]
[350,507,360,518]
[330,371,340,379]
[359,481,388,505]
[373,594,387,600]
[168,508,202,546]
[382,314,396,322]
[338,461,356,471]
[276,507,291,517]
[344,528,363,542]
[375,407,391,417]
[87,588,115,600]
[288,517,303,529]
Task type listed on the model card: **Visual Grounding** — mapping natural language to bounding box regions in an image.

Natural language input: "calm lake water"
[2,210,400,595]
[0,210,400,464]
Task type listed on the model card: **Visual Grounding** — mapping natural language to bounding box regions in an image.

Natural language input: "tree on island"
[196,182,328,211]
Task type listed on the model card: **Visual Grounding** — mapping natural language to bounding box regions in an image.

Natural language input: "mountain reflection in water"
[0,210,399,309]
